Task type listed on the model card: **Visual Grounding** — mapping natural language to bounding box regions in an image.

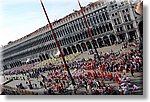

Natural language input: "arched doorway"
[139,21,143,38]
[63,48,68,56]
[91,40,98,48]
[117,34,126,42]
[76,44,82,52]
[81,43,87,52]
[42,54,46,60]
[34,59,38,63]
[37,58,40,62]
[103,36,110,46]
[67,47,73,54]
[39,55,43,61]
[110,34,116,45]
[97,38,103,48]
[45,53,50,59]
[128,31,137,42]
[31,60,35,64]
[72,46,77,53]
[86,41,93,49]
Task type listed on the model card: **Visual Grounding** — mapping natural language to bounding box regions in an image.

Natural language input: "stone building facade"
[2,0,142,70]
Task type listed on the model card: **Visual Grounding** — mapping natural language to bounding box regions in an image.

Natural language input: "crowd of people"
[2,40,143,95]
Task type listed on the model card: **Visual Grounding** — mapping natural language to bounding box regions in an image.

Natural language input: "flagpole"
[39,0,75,85]
[77,0,100,61]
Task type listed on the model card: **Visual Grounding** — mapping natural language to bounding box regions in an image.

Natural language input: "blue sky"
[0,0,97,46]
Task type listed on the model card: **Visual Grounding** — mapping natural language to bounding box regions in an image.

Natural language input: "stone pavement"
[2,43,143,95]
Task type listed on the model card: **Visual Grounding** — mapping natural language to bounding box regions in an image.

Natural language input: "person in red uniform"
[101,64,105,72]
[87,72,92,78]
[114,73,119,84]
[109,72,113,81]
[91,60,95,70]
[93,71,97,79]
[119,65,123,73]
